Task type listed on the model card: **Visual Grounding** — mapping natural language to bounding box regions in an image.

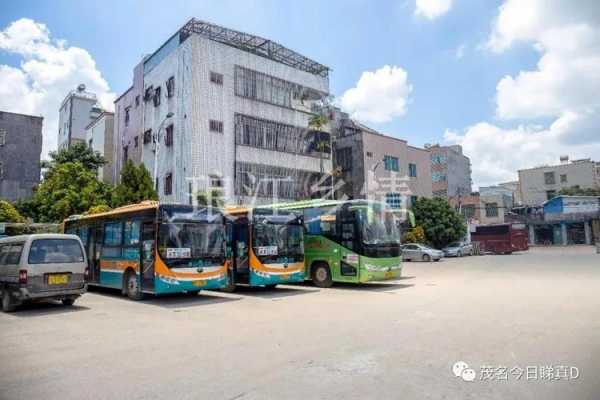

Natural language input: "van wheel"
[312,263,333,288]
[125,270,143,300]
[2,290,16,313]
[62,298,75,306]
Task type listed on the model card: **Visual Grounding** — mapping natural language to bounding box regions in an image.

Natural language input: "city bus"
[269,199,402,287]
[64,202,229,299]
[223,206,305,291]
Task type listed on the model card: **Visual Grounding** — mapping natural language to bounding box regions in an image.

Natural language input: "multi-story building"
[114,19,331,205]
[428,144,472,199]
[331,110,432,208]
[58,84,103,150]
[449,192,509,226]
[480,181,520,206]
[0,111,43,201]
[85,111,115,184]
[518,157,600,206]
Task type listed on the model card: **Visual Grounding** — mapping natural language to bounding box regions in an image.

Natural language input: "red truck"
[471,223,529,254]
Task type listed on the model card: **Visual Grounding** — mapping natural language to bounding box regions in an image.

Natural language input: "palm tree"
[308,113,330,174]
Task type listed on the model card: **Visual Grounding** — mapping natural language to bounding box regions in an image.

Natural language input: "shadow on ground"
[230,285,320,299]
[8,301,90,317]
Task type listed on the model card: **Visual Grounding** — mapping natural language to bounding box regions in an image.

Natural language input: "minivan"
[0,234,87,312]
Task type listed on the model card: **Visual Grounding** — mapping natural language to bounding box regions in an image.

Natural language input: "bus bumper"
[155,275,229,293]
[360,267,402,283]
[249,271,305,287]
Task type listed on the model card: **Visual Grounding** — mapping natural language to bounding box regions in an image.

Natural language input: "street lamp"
[153,112,174,191]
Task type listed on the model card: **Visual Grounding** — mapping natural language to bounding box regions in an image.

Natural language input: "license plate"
[384,271,394,279]
[48,274,69,285]
[192,280,206,287]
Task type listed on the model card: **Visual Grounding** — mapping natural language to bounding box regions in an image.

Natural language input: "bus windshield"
[253,221,304,263]
[158,222,226,267]
[356,205,400,246]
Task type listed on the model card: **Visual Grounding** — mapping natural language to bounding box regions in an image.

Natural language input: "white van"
[0,234,87,312]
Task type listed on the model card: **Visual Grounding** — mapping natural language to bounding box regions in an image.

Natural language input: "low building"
[58,84,103,150]
[518,156,600,206]
[448,192,509,226]
[480,181,520,206]
[428,144,472,199]
[0,111,43,201]
[331,111,432,208]
[85,112,115,184]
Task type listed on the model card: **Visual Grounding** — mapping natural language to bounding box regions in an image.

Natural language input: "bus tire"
[265,284,277,290]
[124,270,143,301]
[2,290,16,313]
[311,263,333,288]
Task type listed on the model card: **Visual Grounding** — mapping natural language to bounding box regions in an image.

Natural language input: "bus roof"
[64,201,159,223]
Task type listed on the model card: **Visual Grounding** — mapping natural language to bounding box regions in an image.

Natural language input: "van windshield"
[28,239,85,264]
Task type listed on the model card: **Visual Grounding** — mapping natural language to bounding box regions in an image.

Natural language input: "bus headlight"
[364,264,380,271]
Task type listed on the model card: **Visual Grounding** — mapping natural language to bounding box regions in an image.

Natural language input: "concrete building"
[449,192,509,226]
[525,195,599,246]
[518,157,600,206]
[85,112,115,184]
[479,181,520,206]
[58,85,103,150]
[428,144,472,199]
[331,110,432,208]
[114,19,331,205]
[0,111,43,201]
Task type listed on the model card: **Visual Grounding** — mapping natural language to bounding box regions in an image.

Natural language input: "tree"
[112,161,158,207]
[32,162,112,222]
[308,113,330,174]
[196,188,225,208]
[558,185,600,197]
[0,200,25,223]
[412,197,466,249]
[45,142,106,173]
[403,226,426,244]
[86,204,112,215]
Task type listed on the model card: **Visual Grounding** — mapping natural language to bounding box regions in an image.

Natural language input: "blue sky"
[1,0,599,186]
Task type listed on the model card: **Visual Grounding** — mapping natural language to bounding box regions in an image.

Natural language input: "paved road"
[1,247,599,400]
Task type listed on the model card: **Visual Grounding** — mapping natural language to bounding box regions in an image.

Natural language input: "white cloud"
[455,44,466,59]
[0,18,115,159]
[340,65,413,124]
[445,0,600,187]
[414,0,453,20]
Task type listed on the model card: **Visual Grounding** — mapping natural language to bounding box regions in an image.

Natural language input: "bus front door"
[87,226,101,284]
[141,222,155,292]
[234,220,250,284]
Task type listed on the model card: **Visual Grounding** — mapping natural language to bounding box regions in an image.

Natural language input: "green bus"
[270,199,402,287]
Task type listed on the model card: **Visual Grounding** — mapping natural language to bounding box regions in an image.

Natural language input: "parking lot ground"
[1,246,599,400]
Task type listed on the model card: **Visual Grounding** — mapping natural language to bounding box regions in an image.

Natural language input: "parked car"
[442,241,474,257]
[401,243,444,262]
[0,234,88,312]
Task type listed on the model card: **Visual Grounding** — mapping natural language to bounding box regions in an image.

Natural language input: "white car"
[401,243,444,262]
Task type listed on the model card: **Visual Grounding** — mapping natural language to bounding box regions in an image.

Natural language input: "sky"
[0,0,599,188]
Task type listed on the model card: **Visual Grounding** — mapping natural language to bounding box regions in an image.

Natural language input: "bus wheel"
[2,290,16,313]
[265,284,277,290]
[125,270,143,300]
[312,263,333,288]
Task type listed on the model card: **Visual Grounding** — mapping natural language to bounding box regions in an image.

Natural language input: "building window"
[143,129,153,144]
[210,175,223,188]
[144,86,153,102]
[165,124,174,146]
[234,113,331,158]
[235,162,324,199]
[164,173,172,195]
[385,193,402,209]
[546,190,557,200]
[431,154,447,164]
[336,147,353,172]
[560,174,567,183]
[153,86,161,107]
[408,163,417,178]
[383,155,399,172]
[0,128,6,145]
[135,95,140,107]
[485,202,499,218]
[366,151,373,158]
[210,72,223,85]
[123,145,128,164]
[544,171,556,185]
[462,204,476,219]
[166,76,175,98]
[209,120,223,133]
[234,66,294,108]
[125,107,131,126]
[134,136,139,148]
[432,172,447,182]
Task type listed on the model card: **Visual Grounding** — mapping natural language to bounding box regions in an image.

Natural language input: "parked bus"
[64,202,229,299]
[223,206,305,291]
[270,199,402,287]
[470,223,529,254]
